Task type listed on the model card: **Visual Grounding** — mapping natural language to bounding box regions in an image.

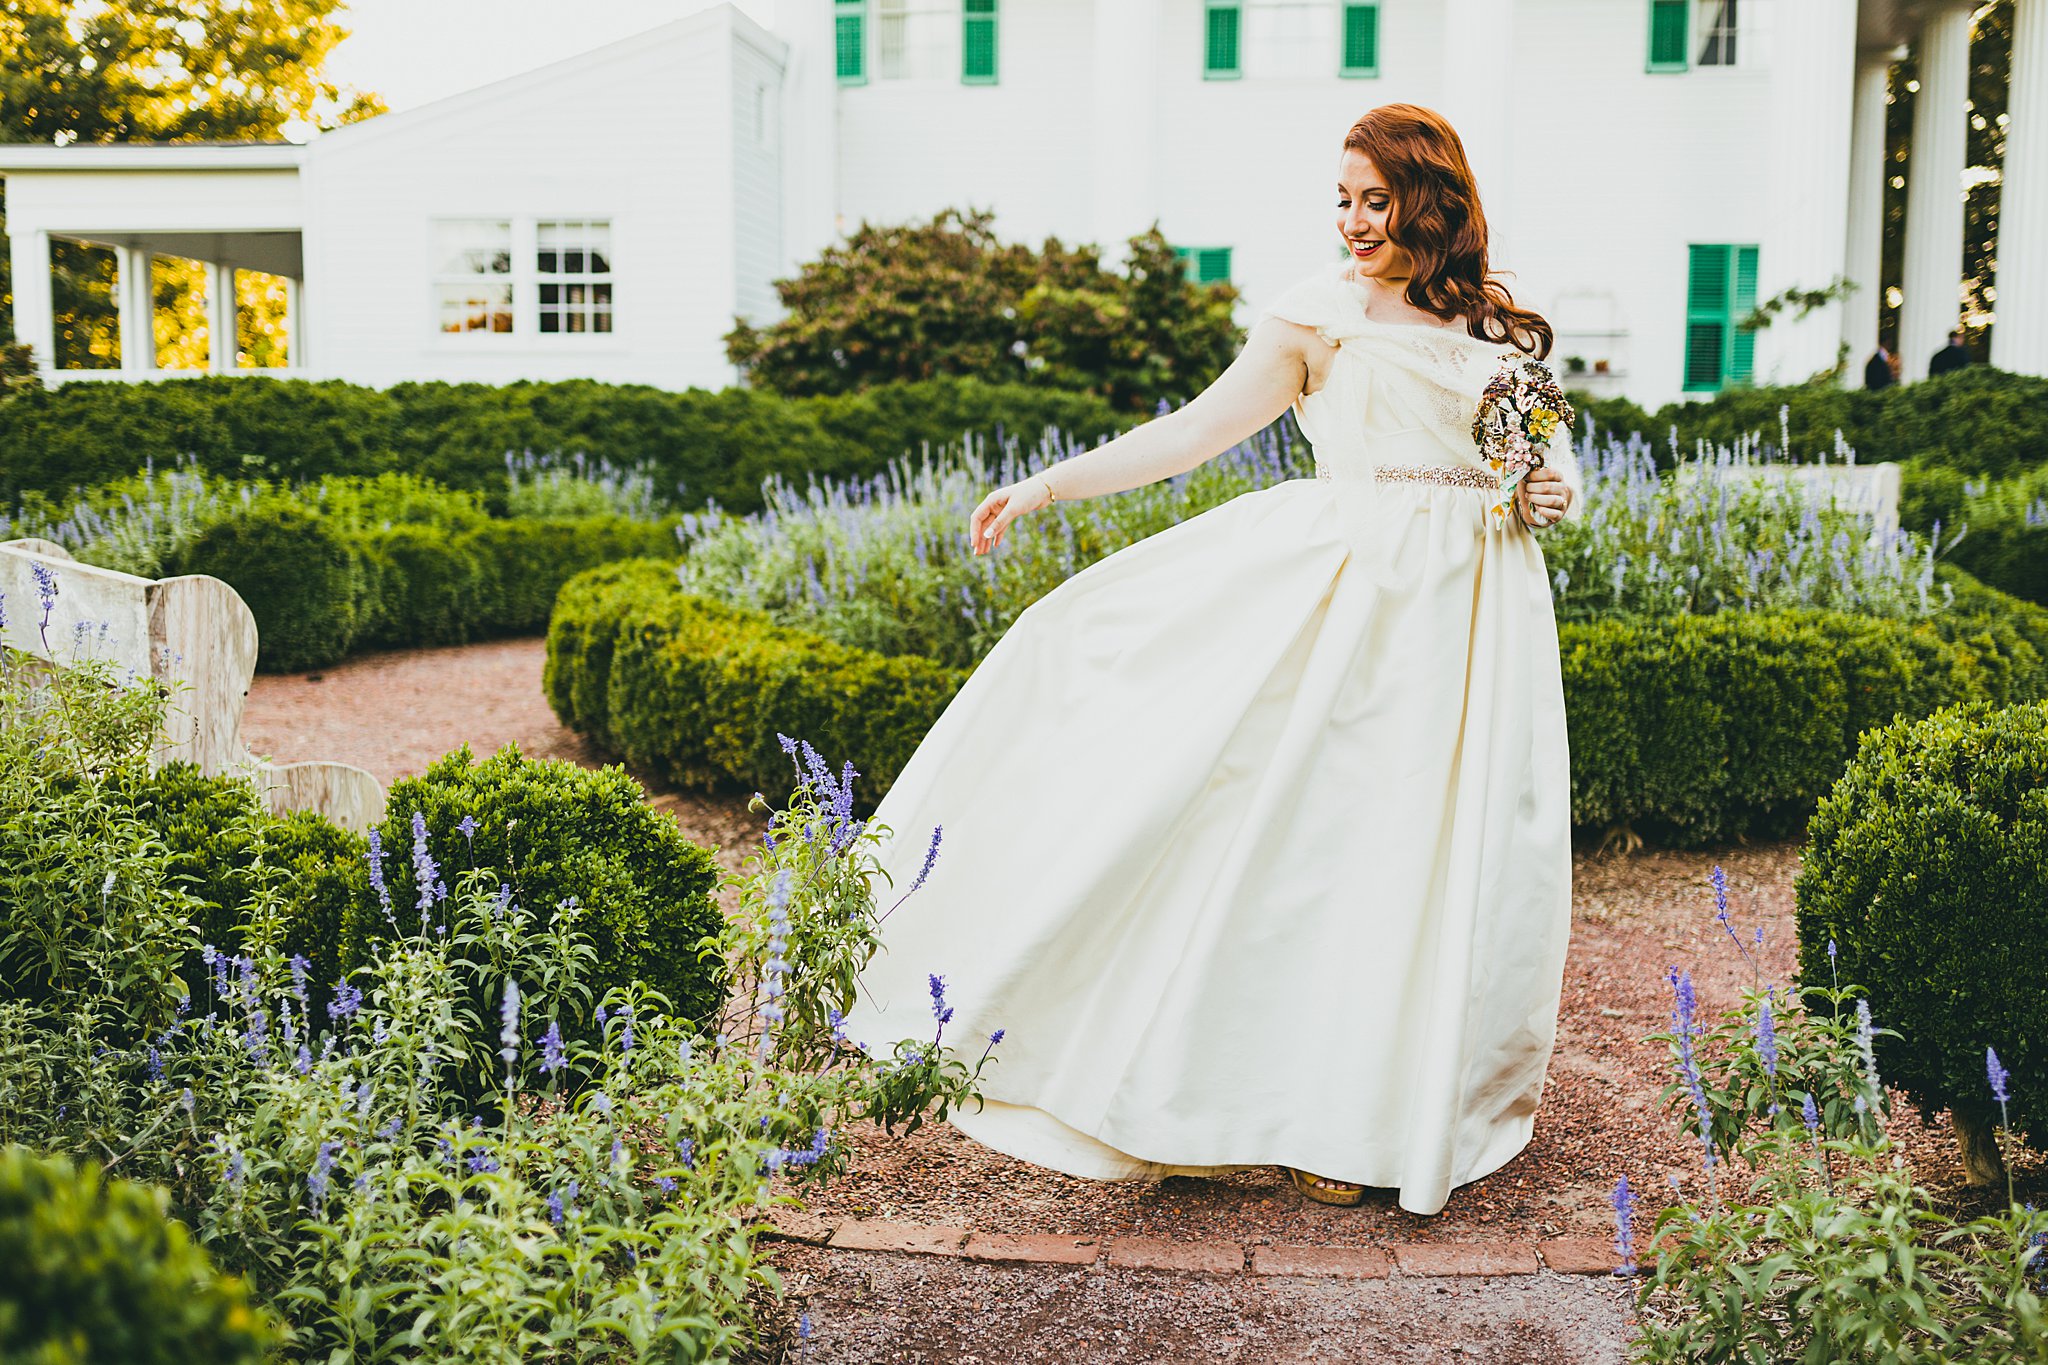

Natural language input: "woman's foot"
[1287,1166,1366,1207]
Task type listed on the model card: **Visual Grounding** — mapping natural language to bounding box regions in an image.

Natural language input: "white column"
[117,246,155,375]
[1438,0,1515,254]
[204,261,229,372]
[1090,0,1162,268]
[1842,47,1896,380]
[1898,0,1976,381]
[284,275,302,370]
[1761,0,1856,384]
[1993,0,2048,376]
[9,229,55,374]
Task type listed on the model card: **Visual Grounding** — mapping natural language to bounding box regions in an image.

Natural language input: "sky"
[322,0,779,118]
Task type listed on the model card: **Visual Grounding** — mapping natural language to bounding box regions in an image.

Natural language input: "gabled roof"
[306,2,786,155]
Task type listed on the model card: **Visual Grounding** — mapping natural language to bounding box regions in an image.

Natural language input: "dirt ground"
[244,636,2044,1361]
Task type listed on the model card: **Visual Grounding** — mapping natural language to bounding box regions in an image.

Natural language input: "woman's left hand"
[1517,466,1573,528]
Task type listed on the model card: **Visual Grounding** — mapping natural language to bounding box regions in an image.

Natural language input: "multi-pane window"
[835,0,867,83]
[537,221,613,334]
[1204,2,1242,78]
[875,0,954,79]
[1649,0,1741,72]
[1340,3,1379,77]
[1173,245,1233,286]
[963,0,997,82]
[1696,0,1737,65]
[1684,243,1758,391]
[435,219,513,333]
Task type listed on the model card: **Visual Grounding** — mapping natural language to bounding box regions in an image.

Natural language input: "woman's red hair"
[1343,104,1554,358]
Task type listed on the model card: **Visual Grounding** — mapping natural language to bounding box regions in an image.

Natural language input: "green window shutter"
[1341,4,1379,77]
[1729,244,1758,384]
[1684,244,1730,392]
[1205,3,1241,78]
[1683,243,1761,392]
[835,0,866,83]
[963,0,997,83]
[1647,0,1688,71]
[1173,245,1232,286]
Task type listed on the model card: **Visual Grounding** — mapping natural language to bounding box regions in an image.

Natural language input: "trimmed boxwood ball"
[115,763,367,997]
[347,744,725,1031]
[0,1144,278,1363]
[1795,699,2048,1157]
[167,497,369,673]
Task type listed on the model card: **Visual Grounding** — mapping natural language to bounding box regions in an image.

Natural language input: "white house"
[2,0,2041,409]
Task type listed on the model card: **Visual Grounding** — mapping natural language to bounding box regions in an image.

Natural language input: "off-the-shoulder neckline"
[1321,260,1520,349]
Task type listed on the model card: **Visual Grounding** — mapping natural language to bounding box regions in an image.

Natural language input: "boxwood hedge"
[1794,698,2048,1150]
[545,560,2048,844]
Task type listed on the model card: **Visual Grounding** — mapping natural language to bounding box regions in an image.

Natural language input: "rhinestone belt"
[1315,462,1497,490]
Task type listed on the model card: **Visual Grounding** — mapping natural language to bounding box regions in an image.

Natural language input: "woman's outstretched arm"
[971,318,1320,554]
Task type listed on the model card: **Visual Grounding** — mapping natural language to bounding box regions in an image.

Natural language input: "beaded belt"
[1315,461,1496,490]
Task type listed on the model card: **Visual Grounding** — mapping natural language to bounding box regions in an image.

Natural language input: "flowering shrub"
[676,416,1307,670]
[0,572,1007,1358]
[1627,869,2048,1363]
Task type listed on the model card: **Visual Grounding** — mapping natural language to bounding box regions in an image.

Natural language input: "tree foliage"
[724,206,1245,413]
[0,0,386,355]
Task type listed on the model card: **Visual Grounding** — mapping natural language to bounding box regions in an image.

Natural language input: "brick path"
[761,1206,1637,1281]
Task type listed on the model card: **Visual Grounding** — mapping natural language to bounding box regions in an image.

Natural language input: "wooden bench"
[1674,458,1903,537]
[0,540,386,831]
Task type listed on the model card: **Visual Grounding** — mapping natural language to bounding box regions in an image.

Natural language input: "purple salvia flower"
[1756,995,1777,1076]
[410,810,438,921]
[500,978,521,1067]
[328,981,362,1022]
[1855,998,1880,1089]
[928,973,952,1027]
[366,831,394,926]
[226,1149,245,1188]
[540,1020,565,1074]
[289,955,310,1008]
[678,1137,695,1168]
[308,1140,341,1201]
[619,1003,634,1055]
[1989,1046,2011,1106]
[1801,1091,1820,1135]
[1610,1175,1637,1272]
[457,814,478,843]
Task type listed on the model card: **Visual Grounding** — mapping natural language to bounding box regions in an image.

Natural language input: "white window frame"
[430,218,515,336]
[429,214,619,345]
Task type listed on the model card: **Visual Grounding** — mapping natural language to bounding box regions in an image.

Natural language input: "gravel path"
[243,636,2040,1359]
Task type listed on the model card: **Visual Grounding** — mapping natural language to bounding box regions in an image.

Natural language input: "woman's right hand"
[969,475,1052,556]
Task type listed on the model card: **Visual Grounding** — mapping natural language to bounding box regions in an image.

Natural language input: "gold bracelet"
[1039,472,1058,502]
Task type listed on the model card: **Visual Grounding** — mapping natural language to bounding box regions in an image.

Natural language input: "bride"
[834,103,1582,1218]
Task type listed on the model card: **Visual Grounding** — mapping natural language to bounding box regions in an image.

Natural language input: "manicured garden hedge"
[163,495,678,672]
[0,374,1133,514]
[546,560,2048,844]
[1574,366,2048,477]
[544,560,968,808]
[1795,698,2048,1151]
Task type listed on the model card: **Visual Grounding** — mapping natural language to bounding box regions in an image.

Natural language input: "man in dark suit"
[1929,327,1973,377]
[1864,345,1895,391]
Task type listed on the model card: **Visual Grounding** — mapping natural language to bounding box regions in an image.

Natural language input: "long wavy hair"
[1342,104,1553,358]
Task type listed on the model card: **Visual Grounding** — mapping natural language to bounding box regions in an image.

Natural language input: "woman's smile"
[1349,238,1384,260]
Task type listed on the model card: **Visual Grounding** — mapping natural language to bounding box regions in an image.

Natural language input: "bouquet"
[1472,355,1575,529]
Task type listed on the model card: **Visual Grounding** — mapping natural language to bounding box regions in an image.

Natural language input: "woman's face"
[1336,148,1411,281]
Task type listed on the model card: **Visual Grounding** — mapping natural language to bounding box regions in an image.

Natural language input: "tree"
[724,206,1245,413]
[0,0,386,361]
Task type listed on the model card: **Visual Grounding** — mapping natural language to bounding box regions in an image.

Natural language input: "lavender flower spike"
[1610,1175,1638,1273]
[500,978,522,1066]
[1989,1046,2011,1106]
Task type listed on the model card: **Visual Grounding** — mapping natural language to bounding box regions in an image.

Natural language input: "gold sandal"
[1288,1166,1366,1207]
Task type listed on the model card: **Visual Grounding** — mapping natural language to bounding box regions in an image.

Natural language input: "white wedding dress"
[835,257,1582,1217]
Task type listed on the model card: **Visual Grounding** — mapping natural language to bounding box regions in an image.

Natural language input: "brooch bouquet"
[1472,355,1575,530]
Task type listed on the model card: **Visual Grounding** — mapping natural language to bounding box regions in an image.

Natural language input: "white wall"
[298,7,773,391]
[733,26,789,326]
[820,0,1814,410]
